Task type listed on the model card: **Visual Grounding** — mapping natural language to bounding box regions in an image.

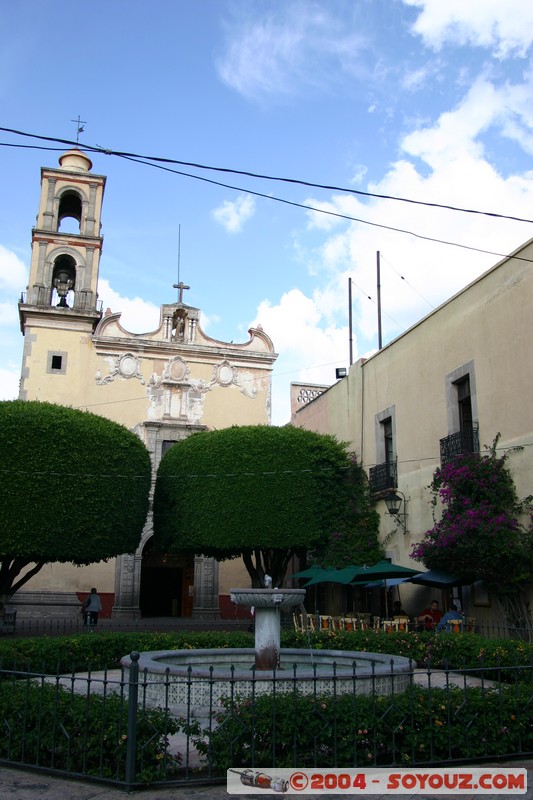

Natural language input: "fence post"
[125,651,140,787]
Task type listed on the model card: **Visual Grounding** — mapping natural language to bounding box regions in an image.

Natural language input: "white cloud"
[263,69,533,419]
[212,194,256,233]
[252,288,351,425]
[0,302,19,327]
[0,367,19,401]
[97,279,160,333]
[404,0,533,57]
[0,245,27,291]
[217,5,367,100]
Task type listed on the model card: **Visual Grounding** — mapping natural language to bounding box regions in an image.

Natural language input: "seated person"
[437,600,463,631]
[392,600,408,617]
[417,599,443,630]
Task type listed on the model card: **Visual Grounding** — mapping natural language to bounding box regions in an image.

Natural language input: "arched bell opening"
[51,255,76,308]
[57,190,83,234]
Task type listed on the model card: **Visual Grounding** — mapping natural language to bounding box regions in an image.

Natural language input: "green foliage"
[314,453,383,567]
[412,438,533,595]
[186,684,533,770]
[153,425,381,584]
[0,678,180,781]
[0,630,254,673]
[0,628,530,676]
[282,628,533,671]
[0,400,151,595]
[1,630,532,778]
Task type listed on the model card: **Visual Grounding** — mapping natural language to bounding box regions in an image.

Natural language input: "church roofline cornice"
[41,165,107,184]
[91,335,278,365]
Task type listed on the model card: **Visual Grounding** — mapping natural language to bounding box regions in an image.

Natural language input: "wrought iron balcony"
[369,459,397,494]
[440,424,479,467]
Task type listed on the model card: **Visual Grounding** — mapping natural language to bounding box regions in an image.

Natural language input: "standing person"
[417,599,443,631]
[84,588,102,627]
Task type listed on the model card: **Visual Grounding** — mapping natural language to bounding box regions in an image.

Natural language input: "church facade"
[16,148,277,620]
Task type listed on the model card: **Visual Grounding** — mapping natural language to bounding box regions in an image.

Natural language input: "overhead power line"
[2,125,533,225]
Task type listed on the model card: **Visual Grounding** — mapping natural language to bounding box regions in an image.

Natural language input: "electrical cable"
[1,125,532,224]
[113,151,533,263]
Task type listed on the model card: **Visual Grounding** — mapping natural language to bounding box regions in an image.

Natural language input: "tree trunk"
[0,558,45,600]
[241,548,295,588]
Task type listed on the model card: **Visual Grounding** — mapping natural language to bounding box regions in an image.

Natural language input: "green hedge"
[282,628,533,670]
[0,630,254,673]
[0,628,531,674]
[186,683,533,770]
[0,678,179,781]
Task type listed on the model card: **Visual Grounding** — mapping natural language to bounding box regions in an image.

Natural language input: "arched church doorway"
[139,538,194,617]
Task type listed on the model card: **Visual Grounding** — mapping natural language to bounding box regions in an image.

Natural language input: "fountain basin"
[122,648,413,716]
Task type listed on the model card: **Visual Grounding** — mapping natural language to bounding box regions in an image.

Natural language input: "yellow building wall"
[293,239,533,624]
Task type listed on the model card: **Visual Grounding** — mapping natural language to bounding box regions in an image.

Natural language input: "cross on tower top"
[172,281,190,304]
[70,115,86,144]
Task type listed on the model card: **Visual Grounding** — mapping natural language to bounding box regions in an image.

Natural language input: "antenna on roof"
[70,115,86,145]
[177,224,181,285]
[173,226,190,303]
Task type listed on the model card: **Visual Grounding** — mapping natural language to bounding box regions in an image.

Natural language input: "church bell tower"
[18,149,106,400]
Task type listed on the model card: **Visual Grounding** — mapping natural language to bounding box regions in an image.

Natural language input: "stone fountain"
[229,578,306,669]
[122,577,413,714]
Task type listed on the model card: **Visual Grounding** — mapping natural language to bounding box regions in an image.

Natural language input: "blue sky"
[1,0,533,424]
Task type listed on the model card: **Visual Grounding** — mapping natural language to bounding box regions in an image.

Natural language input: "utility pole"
[377,250,383,350]
[348,277,353,365]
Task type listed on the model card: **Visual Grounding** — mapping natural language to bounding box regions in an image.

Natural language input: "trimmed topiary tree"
[153,425,382,587]
[0,400,151,599]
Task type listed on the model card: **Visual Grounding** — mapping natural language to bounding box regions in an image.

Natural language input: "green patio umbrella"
[302,565,365,587]
[350,560,423,617]
[290,565,325,580]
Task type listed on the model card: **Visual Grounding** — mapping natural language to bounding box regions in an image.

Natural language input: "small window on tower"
[47,351,67,375]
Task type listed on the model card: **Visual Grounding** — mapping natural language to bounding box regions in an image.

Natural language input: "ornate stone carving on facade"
[162,356,190,384]
[212,360,257,398]
[95,353,145,385]
[297,387,324,405]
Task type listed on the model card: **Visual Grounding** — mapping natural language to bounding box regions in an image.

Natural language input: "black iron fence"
[0,656,531,790]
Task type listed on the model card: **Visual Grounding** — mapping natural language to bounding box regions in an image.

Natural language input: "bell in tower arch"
[52,256,76,308]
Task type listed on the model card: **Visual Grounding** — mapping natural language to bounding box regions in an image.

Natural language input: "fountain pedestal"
[230,588,305,670]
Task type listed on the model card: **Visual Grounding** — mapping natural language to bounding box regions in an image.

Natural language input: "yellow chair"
[358,613,371,630]
[383,619,400,633]
[393,615,409,632]
[319,615,333,630]
[446,618,463,633]
[466,616,476,633]
[302,612,316,632]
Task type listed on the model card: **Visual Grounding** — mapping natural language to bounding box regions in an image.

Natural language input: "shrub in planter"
[186,683,533,771]
[0,677,180,782]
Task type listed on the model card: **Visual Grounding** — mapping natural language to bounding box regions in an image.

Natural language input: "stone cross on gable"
[173,281,190,304]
